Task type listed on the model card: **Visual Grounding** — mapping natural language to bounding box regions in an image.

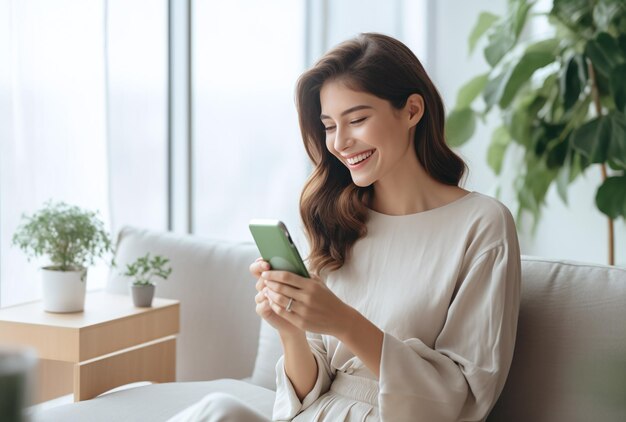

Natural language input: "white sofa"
[37,226,626,421]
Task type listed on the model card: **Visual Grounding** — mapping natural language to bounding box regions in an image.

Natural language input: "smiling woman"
[171,33,522,422]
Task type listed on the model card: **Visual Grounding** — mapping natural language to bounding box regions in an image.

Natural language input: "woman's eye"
[324,125,336,132]
[350,117,367,125]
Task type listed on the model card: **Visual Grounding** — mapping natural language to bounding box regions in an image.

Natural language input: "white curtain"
[0,0,110,307]
[191,0,309,245]
[106,0,168,235]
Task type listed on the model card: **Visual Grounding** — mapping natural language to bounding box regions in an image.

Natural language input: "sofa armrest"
[106,226,261,382]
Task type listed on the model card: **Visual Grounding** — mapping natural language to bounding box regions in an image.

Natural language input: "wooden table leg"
[73,336,176,402]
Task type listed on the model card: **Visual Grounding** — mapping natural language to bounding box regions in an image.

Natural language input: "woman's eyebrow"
[320,105,373,120]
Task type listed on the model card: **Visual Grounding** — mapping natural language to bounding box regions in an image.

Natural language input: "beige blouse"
[273,192,521,421]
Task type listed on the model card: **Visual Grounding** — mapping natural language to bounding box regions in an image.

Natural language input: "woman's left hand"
[260,270,355,337]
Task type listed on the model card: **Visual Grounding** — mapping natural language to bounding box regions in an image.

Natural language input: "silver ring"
[286,297,294,312]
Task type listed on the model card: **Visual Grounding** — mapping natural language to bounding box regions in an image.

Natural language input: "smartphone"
[248,219,310,278]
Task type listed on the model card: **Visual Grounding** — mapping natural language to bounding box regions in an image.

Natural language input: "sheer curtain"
[106,0,168,235]
[0,0,110,307]
[192,0,308,246]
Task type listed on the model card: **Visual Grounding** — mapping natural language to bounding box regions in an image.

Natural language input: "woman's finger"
[255,276,266,292]
[249,259,270,278]
[265,287,297,313]
[268,298,302,326]
[265,280,307,303]
[261,270,306,288]
[255,291,267,304]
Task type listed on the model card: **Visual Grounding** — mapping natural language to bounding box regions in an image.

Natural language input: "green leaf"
[551,0,594,33]
[484,0,534,67]
[500,50,556,108]
[455,73,489,108]
[610,63,626,114]
[593,0,624,32]
[487,126,511,174]
[483,68,512,110]
[585,32,625,77]
[608,111,626,168]
[445,108,476,147]
[571,116,612,163]
[555,149,571,204]
[619,34,626,56]
[596,176,626,219]
[525,38,561,55]
[510,92,548,147]
[546,137,569,169]
[469,12,500,54]
[560,55,583,111]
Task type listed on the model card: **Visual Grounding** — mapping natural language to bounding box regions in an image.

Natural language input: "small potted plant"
[121,253,172,307]
[11,200,113,313]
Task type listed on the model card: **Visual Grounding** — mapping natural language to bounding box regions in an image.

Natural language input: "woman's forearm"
[338,307,384,378]
[280,331,318,402]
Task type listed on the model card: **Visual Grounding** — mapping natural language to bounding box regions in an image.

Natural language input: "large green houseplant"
[12,200,113,312]
[446,0,626,265]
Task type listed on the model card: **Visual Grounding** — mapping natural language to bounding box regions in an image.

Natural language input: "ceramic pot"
[41,267,87,313]
[131,284,155,307]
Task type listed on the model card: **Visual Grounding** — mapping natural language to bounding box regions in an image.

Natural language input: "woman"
[172,32,520,422]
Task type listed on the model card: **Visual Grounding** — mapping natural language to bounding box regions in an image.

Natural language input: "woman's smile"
[346,149,376,169]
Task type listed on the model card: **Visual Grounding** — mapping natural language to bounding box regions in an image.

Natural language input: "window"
[191,0,308,243]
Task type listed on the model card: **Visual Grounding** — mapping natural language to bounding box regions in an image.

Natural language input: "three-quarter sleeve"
[272,332,335,420]
[378,242,521,421]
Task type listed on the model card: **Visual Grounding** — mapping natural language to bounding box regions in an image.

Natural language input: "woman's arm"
[279,330,318,401]
[337,308,384,378]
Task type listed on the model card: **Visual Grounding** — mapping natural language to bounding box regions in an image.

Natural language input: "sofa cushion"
[489,257,626,421]
[34,379,275,422]
[106,226,261,382]
[250,320,283,390]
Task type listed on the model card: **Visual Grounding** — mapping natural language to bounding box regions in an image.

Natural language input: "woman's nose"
[334,127,354,151]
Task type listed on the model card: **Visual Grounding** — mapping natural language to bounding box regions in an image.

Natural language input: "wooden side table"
[0,291,180,403]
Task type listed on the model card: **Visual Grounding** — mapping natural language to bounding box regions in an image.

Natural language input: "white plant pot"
[41,267,87,313]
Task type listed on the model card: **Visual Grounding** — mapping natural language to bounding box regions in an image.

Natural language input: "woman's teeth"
[347,150,374,165]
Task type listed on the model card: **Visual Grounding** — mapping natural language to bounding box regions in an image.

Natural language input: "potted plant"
[11,200,113,313]
[446,0,626,265]
[121,253,172,307]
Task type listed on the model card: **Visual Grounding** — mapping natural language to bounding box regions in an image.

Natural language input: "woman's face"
[320,80,422,187]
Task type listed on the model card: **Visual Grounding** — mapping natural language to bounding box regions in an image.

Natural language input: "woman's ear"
[406,94,424,127]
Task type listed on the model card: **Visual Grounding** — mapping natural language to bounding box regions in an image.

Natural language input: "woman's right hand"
[250,258,303,337]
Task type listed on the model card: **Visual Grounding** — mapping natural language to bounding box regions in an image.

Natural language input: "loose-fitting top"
[273,192,521,422]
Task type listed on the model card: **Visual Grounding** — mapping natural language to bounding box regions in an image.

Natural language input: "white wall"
[430,0,625,266]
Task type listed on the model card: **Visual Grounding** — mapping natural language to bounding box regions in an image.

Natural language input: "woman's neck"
[369,151,466,216]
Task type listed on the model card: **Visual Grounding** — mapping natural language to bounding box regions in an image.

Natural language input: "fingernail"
[261,271,267,278]
[262,262,270,270]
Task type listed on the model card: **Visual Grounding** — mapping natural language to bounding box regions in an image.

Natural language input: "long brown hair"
[297,33,466,275]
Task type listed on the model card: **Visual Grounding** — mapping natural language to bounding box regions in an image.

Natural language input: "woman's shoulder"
[464,192,515,226]
[460,192,519,254]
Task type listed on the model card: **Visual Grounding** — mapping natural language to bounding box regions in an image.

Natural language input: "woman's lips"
[347,150,375,170]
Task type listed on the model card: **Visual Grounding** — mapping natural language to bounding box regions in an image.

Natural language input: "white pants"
[167,392,270,422]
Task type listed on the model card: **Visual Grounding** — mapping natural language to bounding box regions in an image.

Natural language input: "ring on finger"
[286,297,294,312]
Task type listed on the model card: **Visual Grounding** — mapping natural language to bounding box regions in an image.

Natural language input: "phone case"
[249,219,310,278]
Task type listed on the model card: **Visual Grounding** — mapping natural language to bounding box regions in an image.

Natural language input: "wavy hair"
[297,33,467,275]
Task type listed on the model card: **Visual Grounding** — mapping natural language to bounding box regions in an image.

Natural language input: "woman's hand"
[249,258,302,337]
[260,269,356,338]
